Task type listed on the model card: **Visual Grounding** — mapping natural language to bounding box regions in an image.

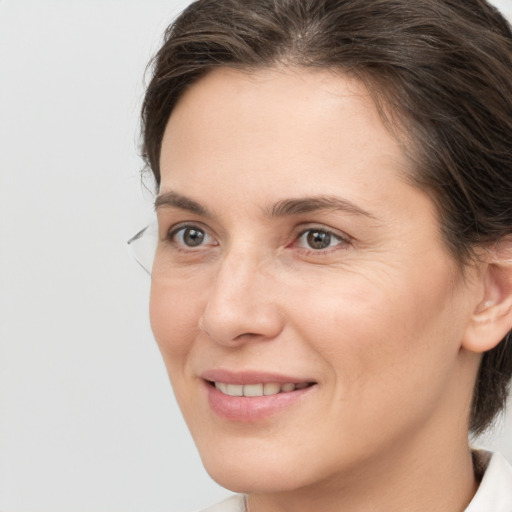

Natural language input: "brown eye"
[295,228,349,252]
[306,230,332,250]
[171,226,212,248]
[183,227,205,246]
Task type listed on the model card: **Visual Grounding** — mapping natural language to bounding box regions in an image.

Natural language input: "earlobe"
[462,241,512,353]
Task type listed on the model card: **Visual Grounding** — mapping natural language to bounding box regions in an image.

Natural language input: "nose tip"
[198,259,283,346]
[199,306,282,346]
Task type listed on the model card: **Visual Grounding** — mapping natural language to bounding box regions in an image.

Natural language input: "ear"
[462,238,512,353]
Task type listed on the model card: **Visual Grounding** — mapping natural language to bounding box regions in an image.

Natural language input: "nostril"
[233,332,261,341]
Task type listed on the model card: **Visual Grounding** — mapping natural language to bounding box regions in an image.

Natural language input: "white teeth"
[263,382,281,395]
[214,382,310,397]
[215,382,228,394]
[226,384,244,396]
[243,383,263,397]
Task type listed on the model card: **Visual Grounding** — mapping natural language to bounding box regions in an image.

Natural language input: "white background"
[1,1,511,511]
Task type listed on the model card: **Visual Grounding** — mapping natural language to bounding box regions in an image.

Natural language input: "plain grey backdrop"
[1,1,511,511]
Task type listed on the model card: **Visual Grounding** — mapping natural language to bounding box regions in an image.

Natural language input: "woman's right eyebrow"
[154,191,211,217]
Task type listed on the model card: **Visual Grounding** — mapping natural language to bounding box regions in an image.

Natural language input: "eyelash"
[165,223,351,254]
[166,223,217,251]
[292,227,351,254]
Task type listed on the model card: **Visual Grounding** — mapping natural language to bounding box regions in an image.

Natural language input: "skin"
[150,67,500,512]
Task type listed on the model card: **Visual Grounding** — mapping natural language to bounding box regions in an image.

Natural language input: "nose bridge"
[216,245,258,295]
[200,242,282,345]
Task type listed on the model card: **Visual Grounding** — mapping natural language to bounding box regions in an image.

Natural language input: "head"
[141,0,512,492]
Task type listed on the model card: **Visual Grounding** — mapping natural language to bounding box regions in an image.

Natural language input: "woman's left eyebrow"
[267,196,380,221]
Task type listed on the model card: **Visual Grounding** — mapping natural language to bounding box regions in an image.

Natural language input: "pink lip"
[201,369,312,385]
[200,370,317,422]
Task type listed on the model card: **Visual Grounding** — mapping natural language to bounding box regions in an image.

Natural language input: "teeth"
[263,382,281,395]
[214,382,309,397]
[226,384,243,396]
[243,383,263,397]
[216,382,228,394]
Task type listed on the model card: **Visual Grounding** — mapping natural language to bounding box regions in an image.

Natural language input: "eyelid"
[292,225,352,252]
[165,222,218,248]
[296,226,351,242]
[296,222,351,240]
[160,219,208,238]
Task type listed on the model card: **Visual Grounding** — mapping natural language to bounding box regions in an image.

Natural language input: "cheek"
[149,281,203,361]
[292,265,464,405]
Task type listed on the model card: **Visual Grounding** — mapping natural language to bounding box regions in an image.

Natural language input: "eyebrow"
[155,191,211,216]
[155,190,378,221]
[268,196,378,220]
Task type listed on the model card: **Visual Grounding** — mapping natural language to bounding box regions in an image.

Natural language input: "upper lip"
[200,369,315,385]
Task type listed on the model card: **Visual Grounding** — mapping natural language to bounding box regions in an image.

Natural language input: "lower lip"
[204,381,315,422]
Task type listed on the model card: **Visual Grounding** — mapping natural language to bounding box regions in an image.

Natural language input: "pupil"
[307,230,331,249]
[184,228,205,247]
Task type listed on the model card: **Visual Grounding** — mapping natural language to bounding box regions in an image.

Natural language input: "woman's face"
[151,68,482,493]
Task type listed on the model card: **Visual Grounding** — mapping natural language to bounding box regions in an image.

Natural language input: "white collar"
[465,451,512,512]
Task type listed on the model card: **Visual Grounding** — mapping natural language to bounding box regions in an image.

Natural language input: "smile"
[201,370,318,421]
[212,381,312,397]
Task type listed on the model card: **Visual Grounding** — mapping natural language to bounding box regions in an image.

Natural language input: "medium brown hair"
[141,0,512,434]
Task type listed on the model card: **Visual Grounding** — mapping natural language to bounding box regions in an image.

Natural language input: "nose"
[199,249,284,347]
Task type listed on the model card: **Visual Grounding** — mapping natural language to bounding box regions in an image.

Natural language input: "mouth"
[200,370,318,421]
[207,381,315,397]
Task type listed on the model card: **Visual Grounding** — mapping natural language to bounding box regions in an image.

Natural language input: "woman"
[131,0,512,510]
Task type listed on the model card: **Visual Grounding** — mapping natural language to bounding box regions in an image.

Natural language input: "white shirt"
[465,451,512,512]
[199,452,512,512]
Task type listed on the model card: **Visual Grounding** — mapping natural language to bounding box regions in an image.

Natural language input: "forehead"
[164,67,385,140]
[159,67,412,198]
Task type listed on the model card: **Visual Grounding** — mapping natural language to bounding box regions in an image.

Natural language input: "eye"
[295,228,349,251]
[168,225,216,248]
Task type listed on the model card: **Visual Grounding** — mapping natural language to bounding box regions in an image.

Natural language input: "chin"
[203,459,304,494]
[196,439,333,495]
